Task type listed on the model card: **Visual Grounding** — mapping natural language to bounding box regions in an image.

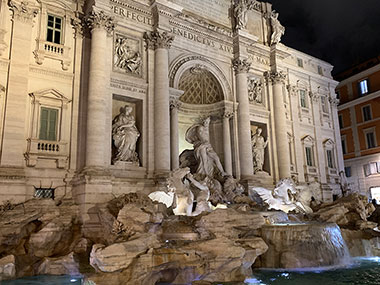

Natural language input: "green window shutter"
[39,108,49,140]
[48,109,58,141]
[39,107,58,141]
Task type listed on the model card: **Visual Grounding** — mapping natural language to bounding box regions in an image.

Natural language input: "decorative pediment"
[29,89,71,104]
[323,138,335,147]
[301,135,314,144]
[296,79,308,90]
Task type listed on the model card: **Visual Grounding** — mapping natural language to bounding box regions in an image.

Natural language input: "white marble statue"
[234,0,249,30]
[148,168,211,216]
[185,117,227,179]
[248,78,263,104]
[249,178,313,214]
[114,37,142,74]
[251,128,268,173]
[269,10,285,45]
[339,170,351,196]
[112,105,140,164]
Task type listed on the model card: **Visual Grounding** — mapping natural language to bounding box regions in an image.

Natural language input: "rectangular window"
[321,96,329,113]
[305,147,314,167]
[366,131,376,149]
[358,79,369,95]
[345,166,352,178]
[362,105,372,121]
[47,14,63,44]
[39,107,58,141]
[297,58,304,68]
[341,138,347,155]
[338,114,344,129]
[300,90,307,108]
[326,149,334,168]
[318,65,323,75]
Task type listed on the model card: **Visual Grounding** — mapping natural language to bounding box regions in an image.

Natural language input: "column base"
[71,167,113,237]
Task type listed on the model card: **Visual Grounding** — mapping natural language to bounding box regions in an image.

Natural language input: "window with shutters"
[39,107,58,141]
[25,89,71,168]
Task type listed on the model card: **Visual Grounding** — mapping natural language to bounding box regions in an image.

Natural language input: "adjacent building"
[336,56,380,201]
[0,0,343,223]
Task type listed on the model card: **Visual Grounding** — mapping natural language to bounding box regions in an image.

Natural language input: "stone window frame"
[301,135,316,166]
[320,95,329,114]
[317,65,323,75]
[299,89,308,109]
[301,135,319,182]
[364,127,377,149]
[25,89,71,168]
[297,58,304,68]
[358,78,369,96]
[33,2,72,70]
[323,139,337,177]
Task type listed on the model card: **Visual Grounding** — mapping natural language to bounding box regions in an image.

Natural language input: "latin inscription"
[169,0,230,26]
[111,5,153,26]
[171,27,233,54]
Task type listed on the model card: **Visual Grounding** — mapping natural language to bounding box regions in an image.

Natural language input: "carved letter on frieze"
[248,78,263,104]
[114,35,142,76]
[86,10,115,35]
[143,31,174,50]
[8,0,38,23]
[232,58,251,74]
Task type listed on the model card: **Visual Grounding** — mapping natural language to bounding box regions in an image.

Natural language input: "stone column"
[233,59,254,179]
[222,111,233,176]
[85,11,114,168]
[170,98,181,170]
[266,71,291,179]
[144,31,174,176]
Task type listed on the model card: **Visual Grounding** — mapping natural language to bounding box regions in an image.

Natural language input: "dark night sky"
[265,0,380,76]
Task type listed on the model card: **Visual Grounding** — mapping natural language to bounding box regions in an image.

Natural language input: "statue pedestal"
[113,161,139,168]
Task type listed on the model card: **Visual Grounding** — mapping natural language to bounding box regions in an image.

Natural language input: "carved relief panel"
[113,34,142,76]
[248,77,264,106]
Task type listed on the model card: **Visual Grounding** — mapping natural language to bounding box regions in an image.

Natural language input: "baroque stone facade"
[0,0,343,219]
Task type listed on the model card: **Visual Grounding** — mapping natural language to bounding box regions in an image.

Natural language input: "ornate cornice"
[169,98,182,110]
[144,31,174,50]
[232,58,251,74]
[8,0,38,23]
[86,11,115,35]
[264,71,286,84]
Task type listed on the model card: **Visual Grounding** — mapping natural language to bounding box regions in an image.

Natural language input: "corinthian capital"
[169,98,182,110]
[329,97,340,107]
[8,0,38,23]
[232,58,251,74]
[144,31,174,50]
[86,10,115,35]
[287,84,297,96]
[264,71,286,84]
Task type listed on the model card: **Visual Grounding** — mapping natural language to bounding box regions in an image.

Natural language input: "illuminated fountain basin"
[255,222,351,269]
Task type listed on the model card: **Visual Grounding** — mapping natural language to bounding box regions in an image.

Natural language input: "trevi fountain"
[0,0,380,284]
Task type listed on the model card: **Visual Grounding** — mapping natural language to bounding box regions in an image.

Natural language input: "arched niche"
[169,55,232,101]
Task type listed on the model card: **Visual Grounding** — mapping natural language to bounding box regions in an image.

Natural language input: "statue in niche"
[185,117,227,179]
[339,170,351,197]
[248,78,263,104]
[251,128,268,173]
[269,10,285,45]
[114,36,142,75]
[112,105,140,164]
